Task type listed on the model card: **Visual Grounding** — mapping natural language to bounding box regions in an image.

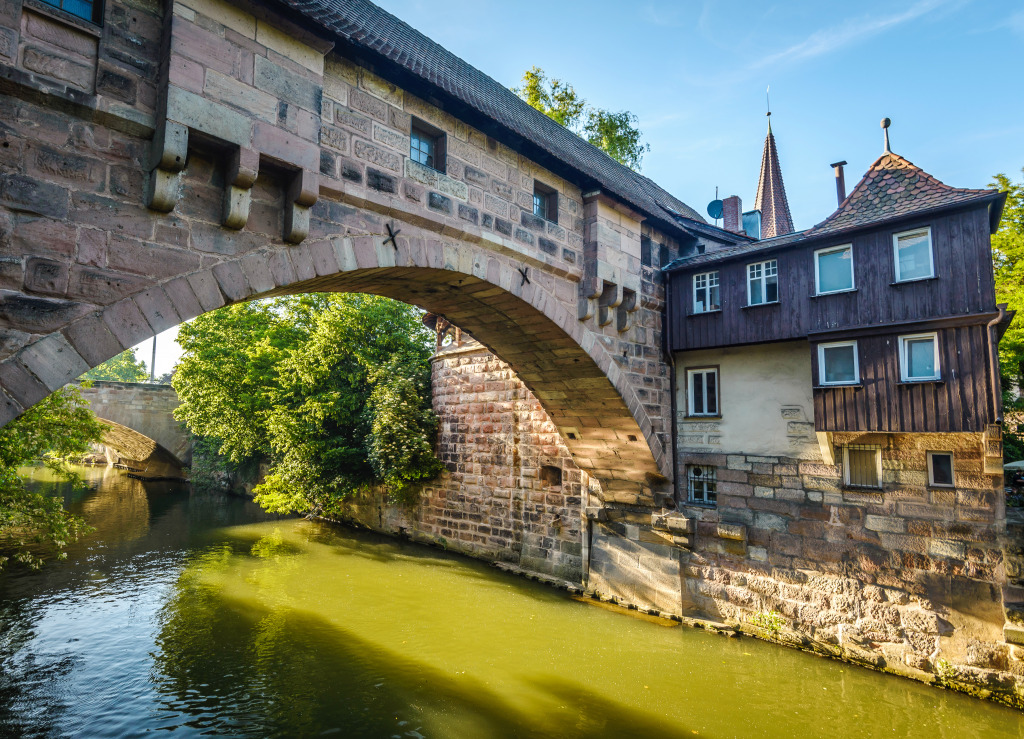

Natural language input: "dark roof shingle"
[278,0,705,227]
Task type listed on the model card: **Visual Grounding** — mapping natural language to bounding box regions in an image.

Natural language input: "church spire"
[754,114,794,239]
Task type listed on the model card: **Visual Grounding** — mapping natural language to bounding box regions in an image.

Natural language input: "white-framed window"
[843,445,882,489]
[893,227,934,282]
[747,259,778,306]
[687,465,717,505]
[899,332,941,382]
[927,451,954,487]
[818,341,860,385]
[693,271,720,313]
[686,367,718,417]
[814,244,854,294]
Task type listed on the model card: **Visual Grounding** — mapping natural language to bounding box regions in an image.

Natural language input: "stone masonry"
[336,335,586,581]
[78,380,190,464]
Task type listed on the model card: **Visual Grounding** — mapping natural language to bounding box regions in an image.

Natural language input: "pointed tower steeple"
[754,115,795,239]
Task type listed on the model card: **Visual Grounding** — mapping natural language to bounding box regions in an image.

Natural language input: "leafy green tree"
[172,294,443,516]
[0,386,107,569]
[513,66,651,171]
[80,348,149,383]
[992,169,1024,461]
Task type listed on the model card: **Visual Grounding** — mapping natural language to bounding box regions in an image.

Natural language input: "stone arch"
[94,417,184,471]
[0,234,668,504]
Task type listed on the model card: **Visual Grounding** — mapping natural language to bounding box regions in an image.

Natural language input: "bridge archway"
[1,229,668,504]
[93,417,185,474]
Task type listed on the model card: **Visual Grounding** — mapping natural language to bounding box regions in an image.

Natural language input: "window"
[843,445,881,489]
[747,259,778,305]
[38,0,102,23]
[693,271,720,313]
[814,244,854,294]
[893,227,934,282]
[686,368,718,417]
[533,181,557,222]
[687,465,717,505]
[818,341,859,385]
[899,332,940,381]
[927,452,954,487]
[410,119,445,173]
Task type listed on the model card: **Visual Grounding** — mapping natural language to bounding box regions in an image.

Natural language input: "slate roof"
[278,0,705,227]
[754,120,794,238]
[808,151,995,236]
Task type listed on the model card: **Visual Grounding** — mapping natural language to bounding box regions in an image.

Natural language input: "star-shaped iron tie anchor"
[384,223,401,249]
[518,267,530,286]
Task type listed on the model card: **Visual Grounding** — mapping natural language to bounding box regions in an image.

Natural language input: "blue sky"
[140,0,1024,375]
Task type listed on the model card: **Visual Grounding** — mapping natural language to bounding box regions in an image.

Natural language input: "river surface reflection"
[1,465,1023,737]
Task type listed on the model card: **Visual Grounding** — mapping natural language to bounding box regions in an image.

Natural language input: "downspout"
[987,304,1008,423]
[662,269,680,506]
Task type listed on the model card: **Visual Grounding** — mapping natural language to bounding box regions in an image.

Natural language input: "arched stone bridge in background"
[0,0,725,509]
[77,381,190,467]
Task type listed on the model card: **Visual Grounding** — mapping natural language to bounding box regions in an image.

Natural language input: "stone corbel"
[615,288,638,333]
[284,169,319,244]
[146,120,188,212]
[222,146,260,230]
[578,275,601,321]
[597,281,624,327]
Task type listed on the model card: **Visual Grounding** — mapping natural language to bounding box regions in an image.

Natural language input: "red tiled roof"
[808,151,994,237]
[754,121,794,238]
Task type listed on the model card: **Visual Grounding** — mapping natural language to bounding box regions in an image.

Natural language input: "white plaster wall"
[674,340,818,459]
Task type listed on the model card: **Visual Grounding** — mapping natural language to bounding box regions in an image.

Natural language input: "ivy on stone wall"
[172,294,443,516]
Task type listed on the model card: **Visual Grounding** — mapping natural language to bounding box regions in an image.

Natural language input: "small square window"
[843,445,881,489]
[815,244,854,294]
[818,341,859,385]
[686,367,719,417]
[533,181,557,222]
[687,465,717,505]
[410,119,445,173]
[899,332,940,382]
[927,451,954,487]
[893,227,934,282]
[38,0,102,23]
[693,271,720,313]
[747,259,778,306]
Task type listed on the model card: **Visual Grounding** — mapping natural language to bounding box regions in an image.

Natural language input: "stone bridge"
[78,381,190,466]
[0,0,716,508]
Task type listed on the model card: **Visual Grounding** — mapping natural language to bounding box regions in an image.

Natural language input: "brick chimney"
[722,195,743,234]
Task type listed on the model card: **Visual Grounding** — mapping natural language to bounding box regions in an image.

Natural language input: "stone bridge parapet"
[78,381,190,465]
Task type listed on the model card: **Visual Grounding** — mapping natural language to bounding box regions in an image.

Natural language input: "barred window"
[843,445,881,489]
[410,118,445,173]
[687,465,717,505]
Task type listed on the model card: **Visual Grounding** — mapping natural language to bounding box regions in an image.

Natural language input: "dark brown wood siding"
[668,205,997,351]
[812,325,997,432]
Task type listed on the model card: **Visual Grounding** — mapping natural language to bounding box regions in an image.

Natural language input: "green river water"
[1,465,1023,738]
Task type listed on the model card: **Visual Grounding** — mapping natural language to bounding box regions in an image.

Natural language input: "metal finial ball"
[881,117,891,129]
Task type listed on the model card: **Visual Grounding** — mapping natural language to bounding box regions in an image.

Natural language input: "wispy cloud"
[1007,8,1024,36]
[748,0,956,71]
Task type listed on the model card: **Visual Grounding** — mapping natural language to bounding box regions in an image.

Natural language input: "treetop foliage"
[80,348,149,383]
[513,67,650,172]
[172,294,443,517]
[992,169,1024,461]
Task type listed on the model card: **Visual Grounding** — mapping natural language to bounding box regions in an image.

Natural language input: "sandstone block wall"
[336,341,586,582]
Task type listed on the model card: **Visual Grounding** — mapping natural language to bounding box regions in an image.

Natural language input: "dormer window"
[893,227,934,282]
[814,244,854,294]
[692,271,720,313]
[747,259,778,306]
[410,118,446,173]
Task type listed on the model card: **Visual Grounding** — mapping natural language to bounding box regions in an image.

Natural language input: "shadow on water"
[152,574,697,739]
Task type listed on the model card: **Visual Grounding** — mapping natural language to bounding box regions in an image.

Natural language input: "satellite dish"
[707,199,724,220]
